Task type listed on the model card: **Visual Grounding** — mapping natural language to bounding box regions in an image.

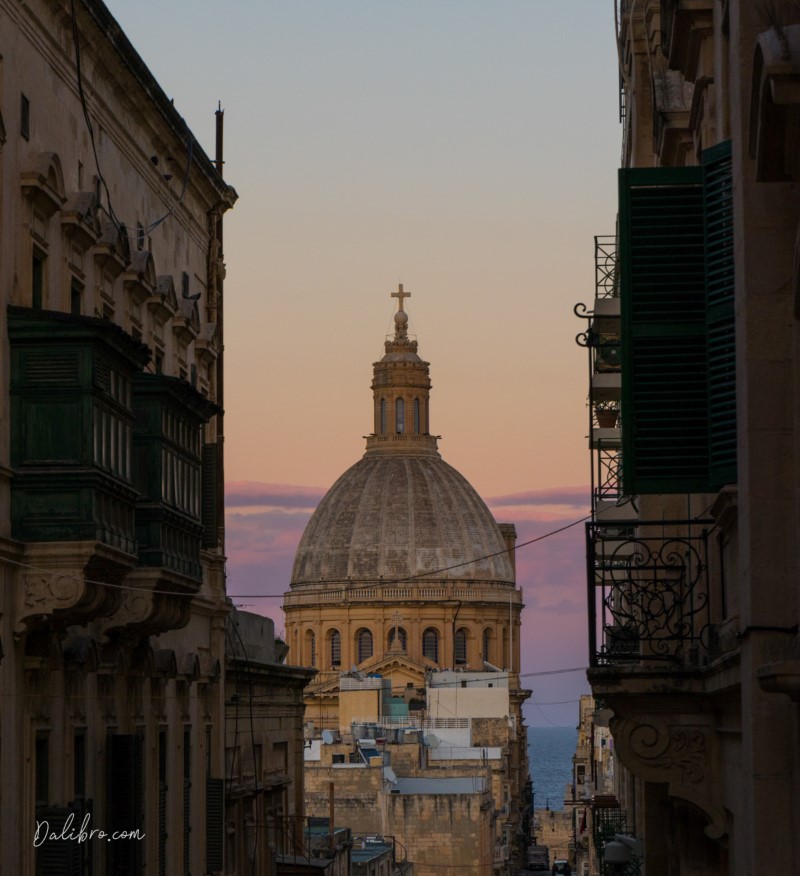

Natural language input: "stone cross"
[391,283,410,312]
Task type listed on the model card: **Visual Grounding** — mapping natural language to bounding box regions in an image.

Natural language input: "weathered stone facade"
[579,2,800,874]
[0,0,236,871]
[225,609,315,875]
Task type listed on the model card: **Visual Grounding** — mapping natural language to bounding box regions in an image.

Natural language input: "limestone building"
[283,289,531,874]
[576,2,800,874]
[224,608,316,876]
[0,0,236,871]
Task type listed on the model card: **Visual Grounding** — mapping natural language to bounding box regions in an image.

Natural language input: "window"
[380,398,386,434]
[329,630,341,668]
[455,628,468,666]
[73,731,86,800]
[70,279,82,316]
[356,628,373,663]
[482,628,491,662]
[32,252,44,309]
[413,398,420,434]
[306,629,316,666]
[159,730,167,876]
[20,93,30,140]
[35,733,49,806]
[422,628,439,663]
[619,140,736,493]
[388,626,407,651]
[395,397,404,433]
[183,728,191,876]
[107,733,145,874]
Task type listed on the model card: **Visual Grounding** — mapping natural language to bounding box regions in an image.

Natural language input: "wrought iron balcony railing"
[593,806,641,876]
[587,519,713,668]
[595,236,619,299]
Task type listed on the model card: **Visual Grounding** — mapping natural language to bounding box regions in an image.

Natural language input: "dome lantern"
[367,284,438,456]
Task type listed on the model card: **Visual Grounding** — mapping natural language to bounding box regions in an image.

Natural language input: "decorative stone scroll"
[609,713,727,840]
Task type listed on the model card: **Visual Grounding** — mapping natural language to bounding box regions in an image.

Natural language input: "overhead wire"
[69,0,194,242]
[228,512,593,598]
[0,512,592,599]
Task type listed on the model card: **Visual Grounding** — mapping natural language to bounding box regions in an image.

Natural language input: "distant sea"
[527,726,577,811]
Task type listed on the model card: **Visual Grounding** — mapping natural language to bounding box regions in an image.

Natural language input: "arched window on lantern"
[413,398,420,434]
[422,628,439,663]
[395,397,405,434]
[356,628,373,664]
[380,398,386,434]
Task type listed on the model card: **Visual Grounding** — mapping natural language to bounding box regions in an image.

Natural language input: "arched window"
[380,398,386,434]
[455,628,468,666]
[501,628,508,670]
[422,628,439,663]
[328,630,341,669]
[356,628,373,664]
[482,628,491,663]
[395,397,404,434]
[305,629,316,667]
[388,627,407,651]
[413,398,420,434]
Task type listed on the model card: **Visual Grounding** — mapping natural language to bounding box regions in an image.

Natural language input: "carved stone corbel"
[609,713,727,839]
[96,569,193,641]
[14,543,130,638]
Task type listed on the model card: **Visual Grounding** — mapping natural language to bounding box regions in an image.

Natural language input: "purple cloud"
[225,481,326,510]
[223,480,592,724]
[487,485,590,510]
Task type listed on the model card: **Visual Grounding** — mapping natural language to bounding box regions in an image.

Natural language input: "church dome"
[290,285,514,589]
[290,453,514,586]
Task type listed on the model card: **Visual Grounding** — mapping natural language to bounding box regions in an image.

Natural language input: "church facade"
[283,289,531,874]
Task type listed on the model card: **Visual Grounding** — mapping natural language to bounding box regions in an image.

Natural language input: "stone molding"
[609,713,727,839]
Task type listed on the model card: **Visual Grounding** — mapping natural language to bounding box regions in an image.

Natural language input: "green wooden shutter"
[206,777,224,872]
[107,734,145,875]
[703,140,736,488]
[35,806,82,876]
[158,781,167,876]
[201,442,219,548]
[620,166,709,493]
[183,729,191,876]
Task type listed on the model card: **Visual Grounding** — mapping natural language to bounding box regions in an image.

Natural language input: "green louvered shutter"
[35,806,82,875]
[201,442,219,548]
[206,777,224,872]
[107,734,145,875]
[620,166,709,494]
[703,140,737,488]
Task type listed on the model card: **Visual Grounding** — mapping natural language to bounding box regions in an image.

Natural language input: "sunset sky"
[107,0,621,726]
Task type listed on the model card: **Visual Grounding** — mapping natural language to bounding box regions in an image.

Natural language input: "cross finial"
[391,283,410,312]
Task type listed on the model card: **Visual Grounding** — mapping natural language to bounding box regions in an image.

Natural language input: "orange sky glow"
[106,0,621,725]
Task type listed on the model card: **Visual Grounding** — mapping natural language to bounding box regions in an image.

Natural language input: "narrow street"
[534,808,573,866]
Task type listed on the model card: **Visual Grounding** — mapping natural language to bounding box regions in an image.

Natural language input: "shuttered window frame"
[620,141,736,495]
